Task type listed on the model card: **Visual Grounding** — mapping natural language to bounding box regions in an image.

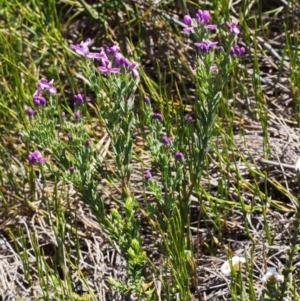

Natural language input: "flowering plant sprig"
[137,97,191,229]
[132,15,248,298]
[21,78,94,201]
[70,38,102,59]
[21,78,94,186]
[178,9,246,201]
[28,150,47,164]
[183,10,244,76]
[69,39,150,298]
[22,78,59,149]
[70,41,139,191]
[183,10,217,36]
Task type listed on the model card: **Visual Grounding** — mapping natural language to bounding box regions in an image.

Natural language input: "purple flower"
[69,166,75,174]
[144,96,151,105]
[182,19,193,33]
[129,61,139,77]
[174,152,184,160]
[225,21,240,35]
[28,150,47,164]
[37,79,57,94]
[101,57,111,67]
[67,133,72,141]
[194,40,218,52]
[162,136,172,145]
[70,38,102,59]
[185,114,193,122]
[33,89,41,98]
[70,38,91,55]
[239,47,246,55]
[114,54,139,76]
[89,52,103,59]
[204,24,217,30]
[144,96,150,104]
[230,45,246,56]
[115,53,126,65]
[27,107,35,117]
[33,95,46,106]
[98,65,120,74]
[210,65,218,72]
[183,11,216,33]
[183,15,192,26]
[153,113,163,120]
[121,57,132,68]
[98,49,110,66]
[75,110,80,119]
[106,45,120,55]
[101,51,139,76]
[116,54,131,67]
[102,58,111,67]
[195,9,210,23]
[74,93,85,103]
[144,170,152,180]
[84,139,90,147]
[61,111,66,118]
[183,27,193,33]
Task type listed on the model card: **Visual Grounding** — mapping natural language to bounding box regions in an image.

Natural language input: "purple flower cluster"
[33,95,46,106]
[98,47,120,74]
[195,9,211,23]
[153,112,163,120]
[32,78,57,107]
[174,152,184,160]
[36,79,57,94]
[183,9,217,33]
[183,9,245,58]
[110,52,139,77]
[230,45,246,56]
[70,38,102,59]
[225,21,240,35]
[28,150,47,164]
[194,40,218,52]
[74,93,85,103]
[162,136,172,146]
[70,40,139,77]
[72,94,86,120]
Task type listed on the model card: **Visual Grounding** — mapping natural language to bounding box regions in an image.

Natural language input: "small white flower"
[221,256,246,276]
[295,157,300,172]
[261,267,284,283]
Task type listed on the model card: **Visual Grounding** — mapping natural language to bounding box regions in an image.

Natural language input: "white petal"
[221,256,245,276]
[262,267,284,283]
[276,274,284,282]
[221,261,231,276]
